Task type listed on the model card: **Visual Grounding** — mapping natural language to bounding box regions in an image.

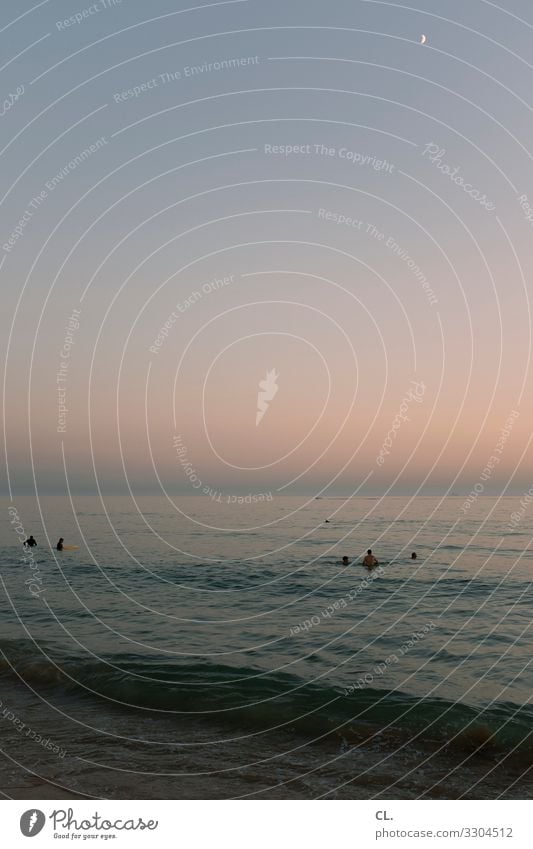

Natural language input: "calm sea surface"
[1,495,532,799]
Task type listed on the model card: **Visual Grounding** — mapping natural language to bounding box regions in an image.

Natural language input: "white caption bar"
[2,799,531,847]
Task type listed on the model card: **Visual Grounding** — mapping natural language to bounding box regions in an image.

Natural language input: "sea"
[1,494,533,800]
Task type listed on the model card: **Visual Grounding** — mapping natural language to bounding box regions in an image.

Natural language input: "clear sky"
[2,0,533,496]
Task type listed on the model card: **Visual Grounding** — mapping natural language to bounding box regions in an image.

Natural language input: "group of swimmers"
[24,535,418,566]
[24,535,65,551]
[24,534,419,566]
[341,550,418,568]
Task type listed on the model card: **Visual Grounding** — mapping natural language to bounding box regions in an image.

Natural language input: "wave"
[1,640,532,758]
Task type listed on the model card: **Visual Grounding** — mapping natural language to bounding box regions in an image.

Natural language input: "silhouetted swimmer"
[24,535,37,547]
[325,519,330,523]
[362,549,378,568]
[56,538,64,551]
[342,556,350,566]
[411,551,417,560]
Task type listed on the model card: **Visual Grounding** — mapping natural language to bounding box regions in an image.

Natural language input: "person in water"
[56,538,64,551]
[362,549,378,568]
[411,551,417,560]
[24,535,37,547]
[342,556,350,565]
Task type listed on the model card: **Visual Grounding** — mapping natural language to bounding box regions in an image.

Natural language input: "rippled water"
[1,495,533,799]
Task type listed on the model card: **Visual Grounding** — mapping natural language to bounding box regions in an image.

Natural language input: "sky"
[2,0,533,496]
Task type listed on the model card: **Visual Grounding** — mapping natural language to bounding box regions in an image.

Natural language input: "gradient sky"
[2,0,533,495]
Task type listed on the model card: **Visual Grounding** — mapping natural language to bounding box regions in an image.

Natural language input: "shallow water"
[1,495,533,798]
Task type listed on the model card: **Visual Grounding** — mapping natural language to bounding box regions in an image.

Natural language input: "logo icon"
[20,810,46,837]
[256,368,279,426]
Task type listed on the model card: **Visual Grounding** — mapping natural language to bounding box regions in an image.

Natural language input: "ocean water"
[1,494,533,799]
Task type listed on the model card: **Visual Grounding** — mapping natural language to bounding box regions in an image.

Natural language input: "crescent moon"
[420,34,427,44]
